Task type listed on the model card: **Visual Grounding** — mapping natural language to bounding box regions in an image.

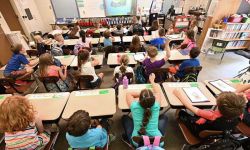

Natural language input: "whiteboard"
[51,0,79,18]
[137,0,163,15]
[77,0,105,18]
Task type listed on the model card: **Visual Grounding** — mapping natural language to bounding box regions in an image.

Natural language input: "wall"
[0,26,13,65]
[34,0,56,32]
[237,0,250,14]
[182,0,210,14]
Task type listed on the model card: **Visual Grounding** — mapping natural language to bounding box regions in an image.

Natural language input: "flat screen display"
[104,0,137,16]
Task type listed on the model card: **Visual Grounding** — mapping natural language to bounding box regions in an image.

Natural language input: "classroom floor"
[26,51,249,150]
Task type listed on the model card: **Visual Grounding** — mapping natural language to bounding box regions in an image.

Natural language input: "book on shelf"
[227,41,246,47]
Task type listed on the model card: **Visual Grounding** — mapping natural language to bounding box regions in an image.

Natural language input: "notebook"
[179,49,189,55]
[182,87,209,103]
[209,79,236,92]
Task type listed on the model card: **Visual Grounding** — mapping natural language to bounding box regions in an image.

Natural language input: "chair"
[38,76,68,92]
[152,68,170,83]
[205,39,229,63]
[237,122,250,137]
[114,72,134,84]
[180,66,202,82]
[75,74,101,90]
[26,49,38,58]
[44,132,59,150]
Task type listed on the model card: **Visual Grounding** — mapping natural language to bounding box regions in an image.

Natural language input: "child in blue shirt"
[66,110,108,149]
[4,44,38,80]
[150,28,166,51]
[175,47,201,79]
[103,30,115,47]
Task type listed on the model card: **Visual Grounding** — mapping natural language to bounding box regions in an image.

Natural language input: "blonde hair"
[119,55,129,74]
[39,53,54,76]
[0,96,35,133]
[147,46,158,58]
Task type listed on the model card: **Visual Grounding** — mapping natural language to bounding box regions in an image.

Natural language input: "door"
[0,12,11,34]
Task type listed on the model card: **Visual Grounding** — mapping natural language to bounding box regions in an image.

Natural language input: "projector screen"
[104,0,137,16]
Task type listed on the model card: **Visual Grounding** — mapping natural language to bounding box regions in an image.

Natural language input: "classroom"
[0,0,250,149]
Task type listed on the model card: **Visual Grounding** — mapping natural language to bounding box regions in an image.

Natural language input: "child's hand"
[149,73,155,83]
[173,88,181,97]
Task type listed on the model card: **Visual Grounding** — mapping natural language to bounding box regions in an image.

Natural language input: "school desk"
[118,84,169,111]
[143,35,153,42]
[162,82,216,108]
[99,36,121,43]
[70,54,103,69]
[203,79,242,96]
[165,34,184,41]
[63,39,78,46]
[62,89,116,119]
[107,53,137,67]
[26,92,70,121]
[54,55,75,66]
[0,94,12,104]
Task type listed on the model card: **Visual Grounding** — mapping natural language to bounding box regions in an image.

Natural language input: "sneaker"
[108,134,116,144]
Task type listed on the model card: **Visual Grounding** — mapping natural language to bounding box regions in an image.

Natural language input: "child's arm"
[173,88,199,114]
[126,92,140,107]
[35,115,44,133]
[91,57,100,67]
[235,84,250,93]
[58,66,67,80]
[149,73,161,105]
[89,42,93,49]
[28,58,39,67]
[163,40,171,61]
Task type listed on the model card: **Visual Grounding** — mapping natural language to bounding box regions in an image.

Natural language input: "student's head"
[39,53,54,76]
[78,49,90,67]
[185,30,195,42]
[132,16,139,24]
[70,26,79,35]
[94,22,100,29]
[79,30,86,43]
[117,24,122,30]
[190,19,197,28]
[158,28,165,37]
[0,96,35,133]
[119,55,129,74]
[151,20,159,29]
[66,110,91,136]
[147,46,158,58]
[54,33,64,42]
[217,92,246,119]
[138,89,155,135]
[103,30,111,39]
[11,44,24,54]
[61,26,69,30]
[189,47,200,58]
[130,36,141,53]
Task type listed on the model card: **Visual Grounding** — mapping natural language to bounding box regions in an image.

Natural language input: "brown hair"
[69,26,79,37]
[217,92,245,119]
[0,96,35,133]
[186,30,195,42]
[11,44,23,54]
[151,20,159,30]
[66,110,91,136]
[119,55,129,74]
[54,33,63,42]
[79,30,86,43]
[129,35,141,53]
[138,89,155,135]
[78,49,90,68]
[103,30,111,39]
[158,28,165,37]
[147,46,158,58]
[189,47,200,58]
[39,53,54,77]
[117,24,122,30]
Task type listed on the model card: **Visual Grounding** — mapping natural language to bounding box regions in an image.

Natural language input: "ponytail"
[138,108,152,135]
[119,63,127,74]
[79,30,86,43]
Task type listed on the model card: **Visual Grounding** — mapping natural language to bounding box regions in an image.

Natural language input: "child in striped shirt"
[0,96,50,149]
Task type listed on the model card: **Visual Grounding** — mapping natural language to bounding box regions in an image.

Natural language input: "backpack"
[181,73,198,82]
[135,65,146,84]
[136,136,164,150]
[133,23,144,36]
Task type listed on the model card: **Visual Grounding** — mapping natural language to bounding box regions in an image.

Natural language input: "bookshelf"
[201,22,250,51]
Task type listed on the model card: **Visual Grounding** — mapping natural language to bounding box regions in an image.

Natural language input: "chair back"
[211,39,229,53]
[198,130,223,138]
[152,68,170,83]
[38,76,61,92]
[26,49,38,58]
[181,66,202,82]
[114,72,133,84]
[104,46,117,58]
[75,74,95,90]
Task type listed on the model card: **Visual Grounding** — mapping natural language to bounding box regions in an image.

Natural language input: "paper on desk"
[75,90,109,96]
[209,79,236,92]
[128,84,152,90]
[28,93,68,99]
[134,53,145,61]
[183,87,209,103]
[167,83,192,88]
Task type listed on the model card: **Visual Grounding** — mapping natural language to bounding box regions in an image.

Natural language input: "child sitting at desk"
[174,47,201,80]
[39,53,70,92]
[0,96,50,149]
[129,35,145,53]
[176,30,196,55]
[113,54,134,77]
[4,44,38,82]
[68,26,79,39]
[74,30,93,55]
[103,30,115,47]
[51,33,64,56]
[78,49,104,88]
[147,20,159,35]
[66,110,109,149]
[122,73,168,147]
[113,24,124,36]
[142,44,170,80]
[34,35,52,56]
[173,90,246,137]
[150,28,167,51]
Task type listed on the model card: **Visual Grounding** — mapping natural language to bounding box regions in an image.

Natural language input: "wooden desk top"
[64,39,78,46]
[162,82,216,108]
[203,79,242,95]
[0,94,12,104]
[99,36,121,43]
[142,35,153,42]
[54,55,75,66]
[26,92,70,121]
[70,55,103,67]
[91,38,101,44]
[62,89,116,119]
[165,34,184,41]
[155,50,190,61]
[107,53,137,65]
[118,84,169,110]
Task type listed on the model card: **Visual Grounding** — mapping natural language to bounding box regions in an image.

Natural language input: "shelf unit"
[201,22,250,51]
